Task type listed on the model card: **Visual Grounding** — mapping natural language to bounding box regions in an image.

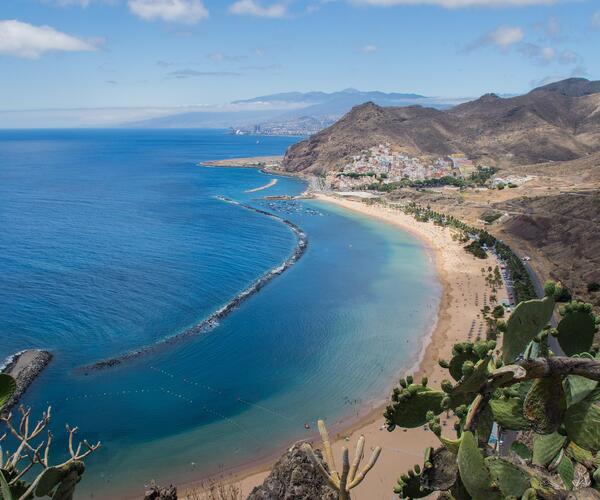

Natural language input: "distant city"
[231,116,336,137]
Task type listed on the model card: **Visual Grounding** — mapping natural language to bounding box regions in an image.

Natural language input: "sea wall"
[1,349,53,413]
[79,197,308,373]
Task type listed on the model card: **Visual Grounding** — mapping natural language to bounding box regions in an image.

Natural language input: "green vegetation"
[0,373,99,500]
[492,305,505,318]
[469,166,497,185]
[480,211,503,225]
[402,203,536,303]
[388,281,600,499]
[464,240,487,259]
[589,282,600,293]
[363,166,498,192]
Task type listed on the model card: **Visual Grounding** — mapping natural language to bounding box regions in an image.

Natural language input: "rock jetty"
[1,349,52,413]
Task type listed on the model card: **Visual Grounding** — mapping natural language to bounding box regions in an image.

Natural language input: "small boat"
[304,423,311,430]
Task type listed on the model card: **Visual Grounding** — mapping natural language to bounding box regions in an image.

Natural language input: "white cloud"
[0,19,97,59]
[46,0,120,6]
[54,0,92,5]
[229,0,287,18]
[361,44,377,53]
[351,0,561,7]
[519,43,582,66]
[592,11,600,29]
[475,25,524,51]
[128,0,209,23]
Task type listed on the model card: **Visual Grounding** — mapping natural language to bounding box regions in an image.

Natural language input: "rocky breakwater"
[79,197,309,373]
[1,349,53,413]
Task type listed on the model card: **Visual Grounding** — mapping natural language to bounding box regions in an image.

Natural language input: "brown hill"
[282,78,600,174]
[493,189,600,308]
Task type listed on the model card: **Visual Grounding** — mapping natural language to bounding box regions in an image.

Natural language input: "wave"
[0,350,27,372]
[77,196,308,373]
[244,179,278,193]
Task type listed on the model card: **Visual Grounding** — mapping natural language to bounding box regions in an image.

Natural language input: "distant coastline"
[201,156,283,169]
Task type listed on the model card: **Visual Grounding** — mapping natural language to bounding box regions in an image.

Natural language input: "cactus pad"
[394,463,432,498]
[485,457,532,497]
[454,356,494,395]
[556,303,598,356]
[555,453,574,491]
[457,431,501,499]
[35,461,84,499]
[489,398,530,430]
[523,375,566,434]
[503,296,555,363]
[449,345,480,382]
[564,373,598,408]
[565,390,600,453]
[532,432,567,467]
[0,374,16,411]
[385,383,444,429]
[510,441,532,461]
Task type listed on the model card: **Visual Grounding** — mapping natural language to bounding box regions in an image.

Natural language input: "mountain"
[128,89,441,131]
[282,78,600,174]
[233,88,425,105]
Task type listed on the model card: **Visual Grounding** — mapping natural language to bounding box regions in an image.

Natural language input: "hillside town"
[325,143,479,190]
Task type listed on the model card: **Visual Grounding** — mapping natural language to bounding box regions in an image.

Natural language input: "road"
[498,258,563,455]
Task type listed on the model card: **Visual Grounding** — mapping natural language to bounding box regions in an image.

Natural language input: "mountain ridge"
[282,78,600,174]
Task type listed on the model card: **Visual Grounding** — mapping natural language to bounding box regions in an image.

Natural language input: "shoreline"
[171,191,506,498]
[1,349,53,413]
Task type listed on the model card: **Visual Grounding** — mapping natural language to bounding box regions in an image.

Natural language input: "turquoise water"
[0,129,440,498]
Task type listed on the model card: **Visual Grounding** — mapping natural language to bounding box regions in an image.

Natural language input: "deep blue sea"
[0,129,440,498]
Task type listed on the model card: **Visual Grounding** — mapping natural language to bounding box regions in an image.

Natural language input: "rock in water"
[247,443,336,500]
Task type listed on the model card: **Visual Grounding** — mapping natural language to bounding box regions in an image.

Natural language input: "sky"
[1,0,599,125]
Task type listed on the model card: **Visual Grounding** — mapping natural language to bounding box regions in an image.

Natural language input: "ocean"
[0,129,440,498]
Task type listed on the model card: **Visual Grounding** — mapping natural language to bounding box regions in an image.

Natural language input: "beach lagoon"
[0,129,440,498]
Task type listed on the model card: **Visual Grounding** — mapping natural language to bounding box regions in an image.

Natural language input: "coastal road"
[498,258,563,456]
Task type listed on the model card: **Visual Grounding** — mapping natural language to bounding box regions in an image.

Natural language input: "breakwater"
[78,197,308,373]
[1,349,53,413]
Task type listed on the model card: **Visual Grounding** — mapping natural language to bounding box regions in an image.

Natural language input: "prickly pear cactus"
[388,279,600,499]
[0,373,16,411]
[555,301,598,356]
[457,431,501,499]
[394,462,432,498]
[523,375,566,434]
[485,456,532,497]
[564,389,600,453]
[489,397,530,430]
[503,295,555,363]
[532,432,567,467]
[385,377,444,430]
[35,461,85,499]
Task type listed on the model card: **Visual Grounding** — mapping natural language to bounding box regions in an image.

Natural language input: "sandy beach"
[178,192,507,499]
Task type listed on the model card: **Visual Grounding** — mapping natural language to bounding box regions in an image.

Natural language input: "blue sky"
[1,0,599,120]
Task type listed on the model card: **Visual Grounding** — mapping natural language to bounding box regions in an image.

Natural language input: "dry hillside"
[283,78,600,174]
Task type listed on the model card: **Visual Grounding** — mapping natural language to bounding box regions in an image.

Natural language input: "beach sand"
[178,193,507,499]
